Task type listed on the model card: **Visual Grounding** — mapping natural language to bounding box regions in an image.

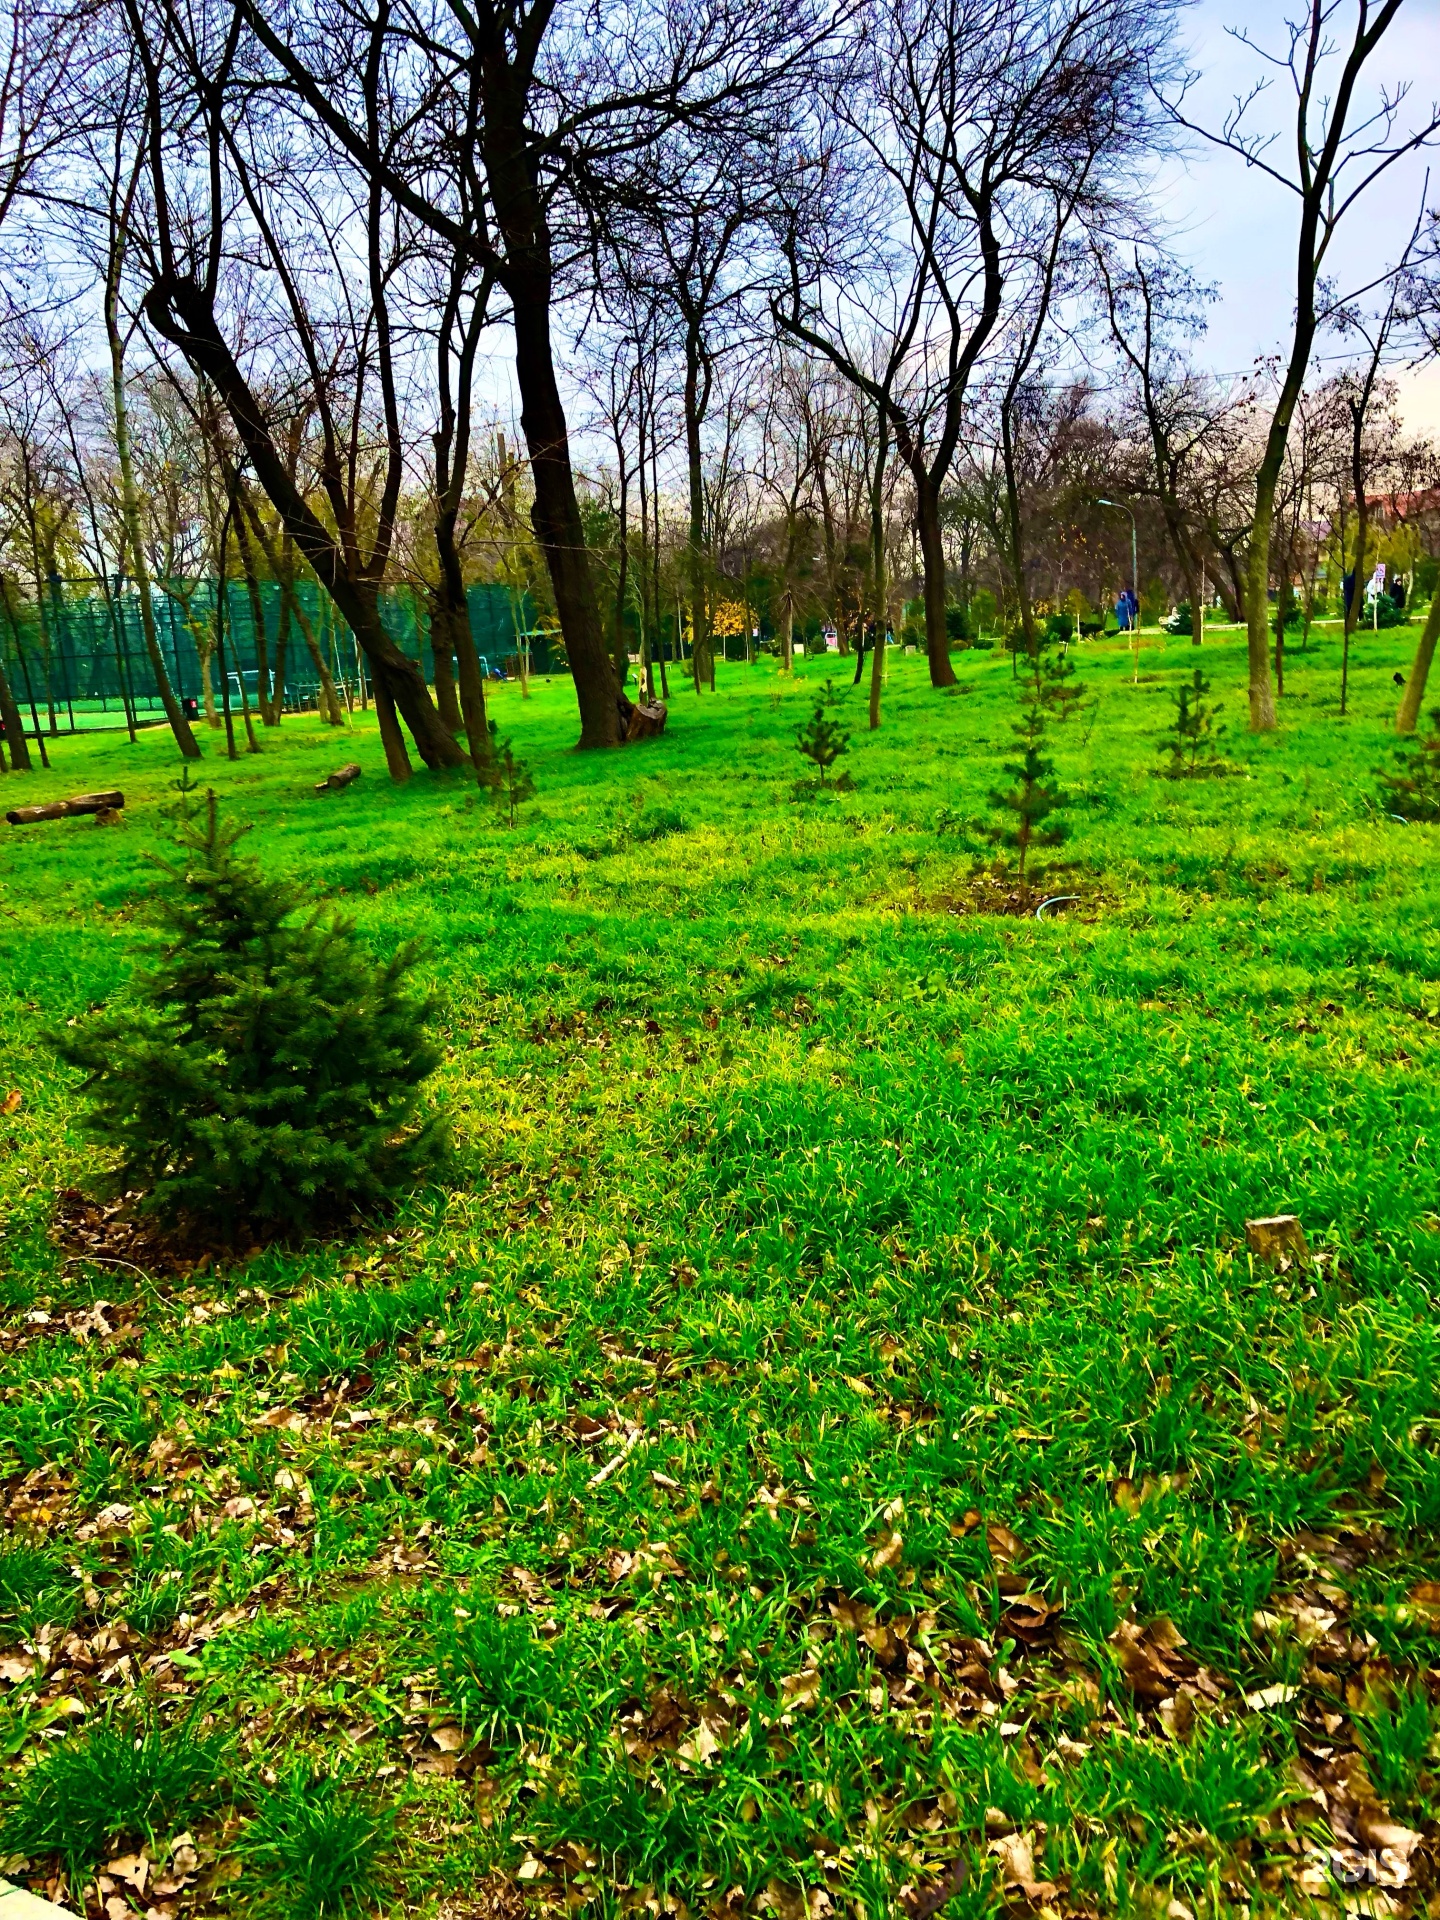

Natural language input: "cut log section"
[6,790,124,826]
[314,764,362,794]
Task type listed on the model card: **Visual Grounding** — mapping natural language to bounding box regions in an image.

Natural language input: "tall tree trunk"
[868,416,888,732]
[433,511,490,779]
[999,400,1037,657]
[1396,589,1440,733]
[274,589,290,717]
[509,280,620,745]
[107,289,202,759]
[683,333,709,694]
[230,501,277,725]
[914,473,957,689]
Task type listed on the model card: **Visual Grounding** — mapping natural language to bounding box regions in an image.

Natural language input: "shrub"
[56,792,447,1236]
[0,1703,229,1881]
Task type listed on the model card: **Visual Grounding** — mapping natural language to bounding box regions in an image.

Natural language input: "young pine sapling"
[983,696,1071,887]
[1158,667,1225,778]
[795,682,851,787]
[480,733,537,827]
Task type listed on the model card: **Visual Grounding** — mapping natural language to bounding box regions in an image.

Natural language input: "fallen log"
[314,763,362,794]
[7,789,124,826]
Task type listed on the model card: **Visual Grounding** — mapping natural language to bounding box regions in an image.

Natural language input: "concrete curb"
[0,1881,77,1920]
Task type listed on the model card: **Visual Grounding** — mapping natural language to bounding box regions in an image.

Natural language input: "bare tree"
[779,0,1176,690]
[126,1,468,779]
[1168,0,1440,729]
[219,0,835,746]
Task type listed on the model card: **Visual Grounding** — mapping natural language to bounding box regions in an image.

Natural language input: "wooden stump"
[1244,1214,1309,1270]
[625,702,668,742]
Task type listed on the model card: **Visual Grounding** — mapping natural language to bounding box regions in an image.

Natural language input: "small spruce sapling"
[1378,708,1440,821]
[1158,667,1225,777]
[55,792,447,1236]
[983,695,1071,887]
[795,681,851,786]
[480,729,536,826]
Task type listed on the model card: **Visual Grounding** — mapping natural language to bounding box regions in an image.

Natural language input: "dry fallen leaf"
[1245,1682,1299,1710]
[987,1830,1056,1901]
[106,1853,150,1894]
[986,1522,1027,1563]
[677,1719,722,1765]
[781,1668,821,1709]
[2,1089,21,1116]
[870,1530,904,1572]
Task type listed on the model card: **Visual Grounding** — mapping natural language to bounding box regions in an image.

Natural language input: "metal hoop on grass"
[1035,894,1081,920]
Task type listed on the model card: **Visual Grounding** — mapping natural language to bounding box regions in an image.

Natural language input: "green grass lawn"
[1,621,1439,1920]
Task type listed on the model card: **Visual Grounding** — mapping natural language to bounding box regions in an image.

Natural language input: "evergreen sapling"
[56,792,447,1236]
[795,681,851,787]
[480,732,536,827]
[1158,667,1225,777]
[983,695,1071,887]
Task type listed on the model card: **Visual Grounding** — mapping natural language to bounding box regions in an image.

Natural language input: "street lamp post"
[1099,498,1140,684]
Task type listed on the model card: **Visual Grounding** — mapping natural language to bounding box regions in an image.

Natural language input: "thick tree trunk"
[429,598,464,733]
[914,475,956,689]
[1396,590,1440,733]
[0,649,28,770]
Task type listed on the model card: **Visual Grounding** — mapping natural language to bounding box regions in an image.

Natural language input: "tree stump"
[315,764,363,794]
[1244,1214,1309,1270]
[625,701,668,742]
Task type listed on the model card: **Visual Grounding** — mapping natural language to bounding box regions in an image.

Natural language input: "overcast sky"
[1159,0,1440,433]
